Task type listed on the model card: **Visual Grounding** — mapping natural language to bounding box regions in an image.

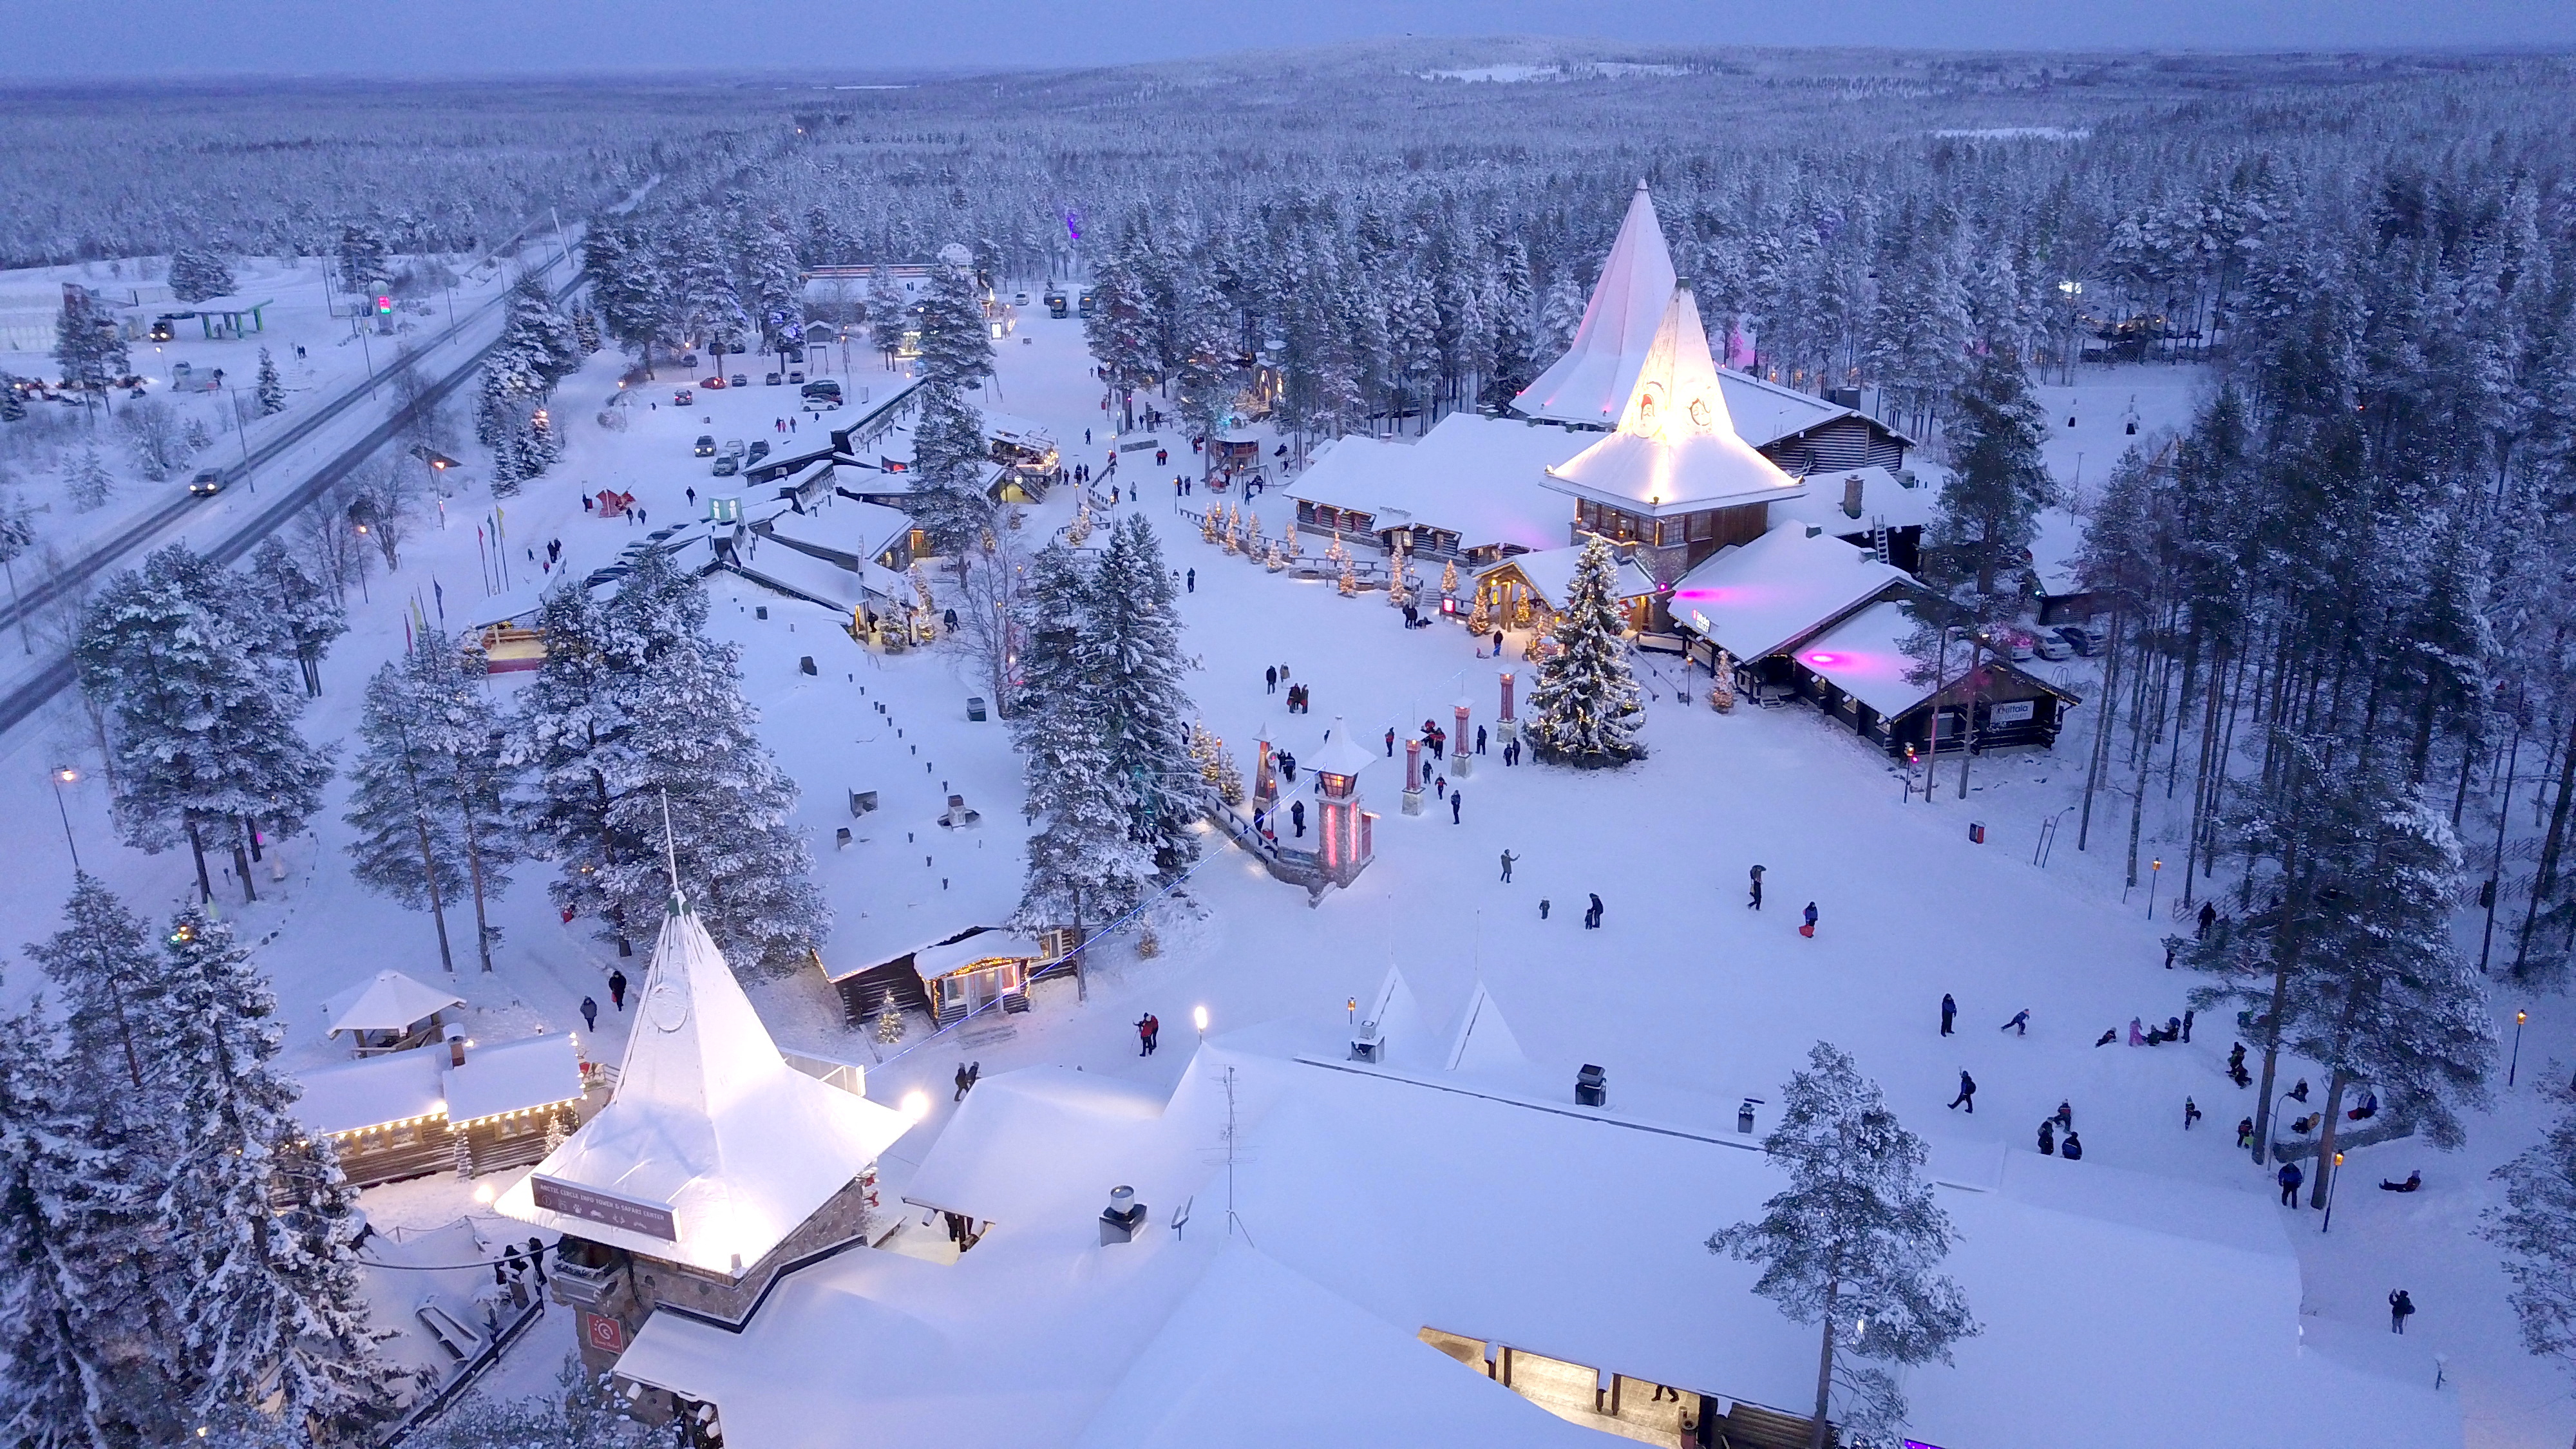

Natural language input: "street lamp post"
[49,766,80,873]
[2147,858,2164,919]
[2510,1009,2528,1088]
[2322,1151,2345,1233]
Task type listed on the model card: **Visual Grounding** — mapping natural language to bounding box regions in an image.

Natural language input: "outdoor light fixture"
[900,1089,931,1121]
[1193,1005,1209,1035]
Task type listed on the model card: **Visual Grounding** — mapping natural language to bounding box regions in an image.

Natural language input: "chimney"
[1575,1064,1607,1107]
[1841,474,1864,519]
[446,1024,467,1068]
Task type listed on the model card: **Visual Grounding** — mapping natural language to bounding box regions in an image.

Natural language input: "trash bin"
[1968,822,1985,844]
[1575,1064,1607,1107]
[967,696,987,723]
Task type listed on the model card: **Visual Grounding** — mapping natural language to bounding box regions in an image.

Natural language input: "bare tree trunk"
[413,812,456,972]
[1808,1282,1839,1449]
[2309,1070,2351,1209]
[183,813,214,904]
[2078,611,2125,849]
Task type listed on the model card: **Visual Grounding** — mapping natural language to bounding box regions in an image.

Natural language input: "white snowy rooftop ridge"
[1511,179,1679,426]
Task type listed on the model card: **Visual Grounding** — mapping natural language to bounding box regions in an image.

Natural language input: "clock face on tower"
[1689,395,1712,428]
[647,976,691,1032]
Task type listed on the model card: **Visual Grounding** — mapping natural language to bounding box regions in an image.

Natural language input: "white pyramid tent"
[1443,978,1530,1074]
[498,898,911,1275]
[1512,180,1680,427]
[1542,284,1804,515]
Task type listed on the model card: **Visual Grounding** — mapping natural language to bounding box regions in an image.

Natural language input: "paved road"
[0,258,586,739]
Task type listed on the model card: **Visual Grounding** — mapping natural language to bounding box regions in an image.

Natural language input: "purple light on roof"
[1807,652,1839,666]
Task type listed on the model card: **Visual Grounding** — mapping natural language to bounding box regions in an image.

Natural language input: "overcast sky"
[1,0,2567,79]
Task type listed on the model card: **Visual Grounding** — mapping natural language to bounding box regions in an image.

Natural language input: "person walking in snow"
[1800,902,1819,938]
[2183,1097,2202,1130]
[2181,1009,2194,1043]
[1450,789,1462,824]
[1267,666,1278,694]
[1434,775,1446,801]
[2237,1117,2257,1150]
[2001,1009,2030,1036]
[1948,1071,1976,1113]
[954,1062,976,1101]
[2054,1101,2074,1131]
[1747,864,1764,911]
[2197,900,2217,938]
[580,996,598,1032]
[1475,725,1488,755]
[2128,1016,2146,1046]
[1186,567,1195,593]
[2277,1160,2304,1206]
[1940,993,1956,1035]
[1499,851,1517,883]
[1585,893,1604,929]
[1385,726,1396,757]
[1540,898,1551,920]
[2389,1289,2415,1334]
[2060,1132,2083,1160]
[1137,1014,1159,1056]
[2037,1119,2055,1155]
[608,969,628,1011]
[1290,799,1306,837]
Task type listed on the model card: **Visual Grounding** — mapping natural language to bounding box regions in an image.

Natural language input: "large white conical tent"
[1511,180,1680,427]
[1543,283,1803,513]
[498,897,911,1275]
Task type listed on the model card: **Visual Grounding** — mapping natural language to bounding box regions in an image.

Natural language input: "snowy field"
[0,304,2551,1443]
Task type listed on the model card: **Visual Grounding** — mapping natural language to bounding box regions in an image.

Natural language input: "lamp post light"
[2322,1151,2345,1233]
[49,766,80,873]
[2510,1009,2528,1088]
[1193,1005,1209,1040]
[2146,858,2163,918]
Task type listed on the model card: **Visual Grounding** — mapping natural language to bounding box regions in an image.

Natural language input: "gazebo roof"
[324,970,465,1036]
[1309,717,1377,780]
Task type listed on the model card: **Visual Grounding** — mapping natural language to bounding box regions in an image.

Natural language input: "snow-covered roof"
[1663,525,1915,661]
[611,1028,2454,1449]
[983,410,1056,451]
[496,902,913,1275]
[1712,368,1914,453]
[323,969,464,1036]
[760,498,916,567]
[1770,465,1938,537]
[1307,717,1376,781]
[1513,180,1676,427]
[1477,545,1660,611]
[1541,287,1806,516]
[1282,414,1583,554]
[914,930,1046,980]
[294,1052,445,1137]
[443,1032,586,1126]
[1790,601,1940,718]
[724,542,909,615]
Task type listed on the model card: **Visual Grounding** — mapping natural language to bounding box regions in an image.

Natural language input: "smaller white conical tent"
[1543,284,1804,514]
[498,896,911,1275]
[1512,180,1680,427]
[1443,978,1530,1074]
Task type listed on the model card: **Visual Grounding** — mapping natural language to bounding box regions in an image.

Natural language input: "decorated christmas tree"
[876,995,907,1047]
[1711,648,1738,712]
[1525,535,1646,767]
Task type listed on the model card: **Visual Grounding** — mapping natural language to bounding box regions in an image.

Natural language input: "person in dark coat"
[954,1062,976,1100]
[1186,567,1195,592]
[2389,1289,2415,1334]
[1385,727,1396,756]
[2197,900,2218,938]
[608,969,628,1010]
[2037,1119,2056,1155]
[1266,666,1278,694]
[2181,1009,2195,1042]
[1450,790,1462,824]
[2380,1171,2422,1192]
[1801,902,1819,937]
[2094,1027,2118,1046]
[1475,726,1488,754]
[1940,993,1956,1036]
[2237,1117,2257,1149]
[1290,799,1306,837]
[2055,1101,2074,1131]
[1137,1014,1159,1056]
[1948,1071,1976,1112]
[580,996,598,1032]
[1499,851,1517,883]
[2278,1160,2305,1206]
[526,1237,547,1283]
[2183,1097,2202,1130]
[1584,893,1604,929]
[2001,1009,2030,1036]
[2289,1078,2311,1103]
[1748,864,1764,911]
[2060,1132,2083,1160]
[1540,898,1551,920]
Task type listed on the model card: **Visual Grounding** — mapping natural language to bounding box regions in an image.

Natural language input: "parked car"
[782,347,804,364]
[187,469,225,497]
[729,374,748,388]
[2057,623,2108,657]
[2003,632,2036,663]
[701,375,727,390]
[764,372,782,386]
[721,439,746,458]
[712,455,740,477]
[682,352,700,368]
[2032,632,2074,661]
[694,435,716,457]
[673,388,694,406]
[787,370,805,384]
[746,440,770,462]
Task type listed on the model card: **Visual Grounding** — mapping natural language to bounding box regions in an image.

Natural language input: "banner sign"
[532,1175,678,1241]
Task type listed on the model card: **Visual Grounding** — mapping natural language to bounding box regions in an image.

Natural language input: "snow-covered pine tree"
[246,536,346,697]
[2487,1104,2576,1387]
[345,638,524,973]
[1481,229,1540,411]
[26,873,166,1098]
[905,383,996,556]
[1709,1042,1978,1449]
[866,265,909,364]
[1929,350,2053,609]
[156,909,407,1441]
[68,448,112,512]
[670,218,750,361]
[1009,542,1155,935]
[413,1353,650,1449]
[0,991,184,1449]
[1539,269,1589,354]
[53,287,129,404]
[743,214,805,355]
[77,545,334,905]
[253,347,285,415]
[0,377,24,422]
[1086,515,1205,871]
[571,307,601,355]
[475,273,580,486]
[336,224,392,298]
[509,575,641,954]
[168,248,236,305]
[1526,535,1645,768]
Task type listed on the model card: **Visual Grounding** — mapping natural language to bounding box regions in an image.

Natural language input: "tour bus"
[1044,285,1068,319]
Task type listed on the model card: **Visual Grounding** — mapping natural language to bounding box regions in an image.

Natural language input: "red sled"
[1799,923,1815,938]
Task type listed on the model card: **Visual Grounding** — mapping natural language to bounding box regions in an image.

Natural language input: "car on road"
[700,375,728,390]
[747,440,770,463]
[788,370,804,384]
[673,388,694,406]
[712,455,740,477]
[694,435,716,457]
[729,374,748,388]
[722,439,746,457]
[765,372,782,386]
[187,469,225,497]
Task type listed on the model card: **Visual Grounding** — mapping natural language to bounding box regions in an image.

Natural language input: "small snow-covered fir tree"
[26,873,165,1098]
[69,447,113,511]
[77,545,334,905]
[1711,649,1738,712]
[0,378,26,422]
[2488,1104,2576,1385]
[0,1003,176,1449]
[168,248,236,305]
[1709,1042,1978,1449]
[158,909,408,1441]
[915,247,994,391]
[254,348,285,416]
[1088,515,1206,871]
[866,265,909,363]
[571,306,601,355]
[1526,535,1645,768]
[247,536,346,696]
[345,638,524,972]
[335,223,392,298]
[475,274,580,486]
[1929,351,2053,607]
[905,383,996,555]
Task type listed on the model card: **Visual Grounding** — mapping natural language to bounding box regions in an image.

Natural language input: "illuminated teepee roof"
[1512,180,1680,427]
[498,896,911,1275]
[1542,284,1804,515]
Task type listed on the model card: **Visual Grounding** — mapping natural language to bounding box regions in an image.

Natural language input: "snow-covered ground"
[0,303,2555,1443]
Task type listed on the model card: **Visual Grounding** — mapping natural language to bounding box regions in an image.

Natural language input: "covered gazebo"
[325,969,465,1056]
